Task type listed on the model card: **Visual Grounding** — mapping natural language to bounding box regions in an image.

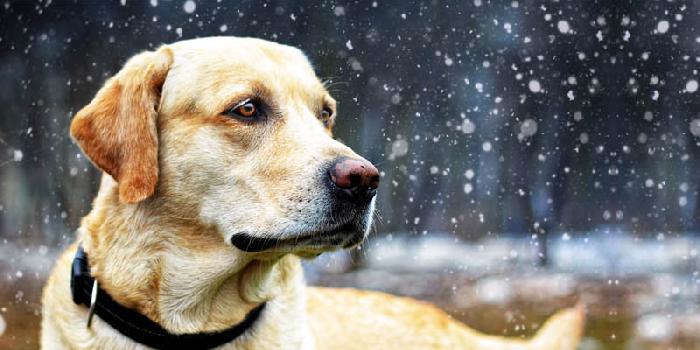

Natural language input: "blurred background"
[1,0,699,349]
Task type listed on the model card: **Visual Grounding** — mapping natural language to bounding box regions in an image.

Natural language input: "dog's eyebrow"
[220,81,274,112]
[248,81,274,101]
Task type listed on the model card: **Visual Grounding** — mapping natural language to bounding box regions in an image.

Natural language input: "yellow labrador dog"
[41,37,584,349]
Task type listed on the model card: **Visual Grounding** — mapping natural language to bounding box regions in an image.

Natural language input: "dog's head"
[70,37,379,256]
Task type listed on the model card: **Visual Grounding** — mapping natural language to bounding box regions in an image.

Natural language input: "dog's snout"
[327,157,380,203]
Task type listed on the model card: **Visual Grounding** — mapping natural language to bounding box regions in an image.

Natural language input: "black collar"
[70,244,266,350]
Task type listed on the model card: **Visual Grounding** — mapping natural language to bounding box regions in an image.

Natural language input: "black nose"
[327,157,380,204]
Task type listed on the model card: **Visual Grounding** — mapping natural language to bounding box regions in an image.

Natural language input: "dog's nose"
[327,157,380,203]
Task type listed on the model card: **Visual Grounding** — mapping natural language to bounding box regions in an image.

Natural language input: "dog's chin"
[230,221,367,255]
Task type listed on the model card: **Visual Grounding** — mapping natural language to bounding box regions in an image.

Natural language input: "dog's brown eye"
[225,99,264,121]
[235,101,257,118]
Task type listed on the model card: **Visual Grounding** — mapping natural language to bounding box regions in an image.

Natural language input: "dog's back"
[307,287,584,350]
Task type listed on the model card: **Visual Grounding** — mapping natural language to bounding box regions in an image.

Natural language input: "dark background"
[1,0,698,244]
[1,1,699,349]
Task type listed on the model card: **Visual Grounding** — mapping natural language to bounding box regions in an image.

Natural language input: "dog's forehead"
[167,37,324,95]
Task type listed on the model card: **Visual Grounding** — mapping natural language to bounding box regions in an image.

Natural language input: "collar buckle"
[86,279,98,328]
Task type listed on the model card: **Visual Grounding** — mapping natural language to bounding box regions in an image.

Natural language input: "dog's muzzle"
[230,157,379,253]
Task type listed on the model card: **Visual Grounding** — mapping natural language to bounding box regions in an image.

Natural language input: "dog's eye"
[320,107,333,125]
[234,100,257,118]
[225,99,262,120]
[236,102,257,118]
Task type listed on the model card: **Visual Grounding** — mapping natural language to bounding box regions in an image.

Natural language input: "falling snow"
[690,119,700,137]
[464,183,473,194]
[557,20,570,34]
[183,0,196,14]
[461,119,476,134]
[13,149,23,162]
[519,118,538,138]
[528,80,541,93]
[389,138,408,160]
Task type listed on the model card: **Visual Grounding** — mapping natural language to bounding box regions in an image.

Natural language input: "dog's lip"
[230,222,360,253]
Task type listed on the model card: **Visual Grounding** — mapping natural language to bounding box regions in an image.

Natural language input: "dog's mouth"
[230,221,365,253]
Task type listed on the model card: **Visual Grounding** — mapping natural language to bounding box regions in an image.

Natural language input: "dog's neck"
[78,176,308,338]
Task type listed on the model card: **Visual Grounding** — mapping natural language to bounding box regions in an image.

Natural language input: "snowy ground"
[1,233,699,349]
[305,233,700,350]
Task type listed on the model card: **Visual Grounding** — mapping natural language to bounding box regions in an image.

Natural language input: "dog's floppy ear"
[71,47,173,203]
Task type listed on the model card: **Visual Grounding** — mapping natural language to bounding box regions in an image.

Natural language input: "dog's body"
[42,37,583,349]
